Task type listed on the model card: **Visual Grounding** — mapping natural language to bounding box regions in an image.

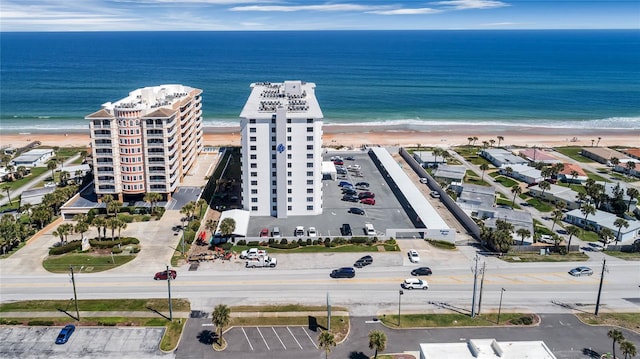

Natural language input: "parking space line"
[301,327,318,349]
[287,327,303,350]
[241,327,254,351]
[272,327,286,350]
[257,327,270,350]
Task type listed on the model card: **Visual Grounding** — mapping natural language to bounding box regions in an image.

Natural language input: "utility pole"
[477,261,486,315]
[398,290,404,326]
[167,265,173,321]
[69,266,80,321]
[497,288,506,324]
[181,219,186,256]
[471,254,479,318]
[327,292,331,332]
[594,259,607,316]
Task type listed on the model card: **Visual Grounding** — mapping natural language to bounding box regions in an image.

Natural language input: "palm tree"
[565,225,580,253]
[106,217,121,240]
[613,218,629,246]
[479,163,489,181]
[5,164,15,181]
[569,170,579,188]
[59,170,70,186]
[432,148,442,166]
[144,192,162,214]
[504,166,513,178]
[626,188,639,212]
[510,184,522,208]
[467,137,474,149]
[180,201,196,222]
[219,217,236,240]
[211,304,231,345]
[621,340,637,359]
[102,194,114,216]
[107,201,123,217]
[368,330,387,359]
[92,216,106,240]
[596,137,602,147]
[515,228,531,245]
[608,329,625,359]
[2,185,12,206]
[489,139,496,147]
[580,203,596,232]
[550,209,564,232]
[482,140,489,149]
[610,157,620,168]
[497,135,504,147]
[73,214,89,240]
[196,198,207,218]
[205,218,217,237]
[47,159,58,182]
[626,161,636,175]
[600,227,615,249]
[538,181,551,198]
[318,331,336,359]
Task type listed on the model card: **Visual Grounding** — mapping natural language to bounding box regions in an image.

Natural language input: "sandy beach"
[1,124,638,149]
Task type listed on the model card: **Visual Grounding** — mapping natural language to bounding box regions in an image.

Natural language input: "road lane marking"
[257,327,270,350]
[241,327,253,351]
[301,327,318,349]
[287,327,303,350]
[272,327,286,350]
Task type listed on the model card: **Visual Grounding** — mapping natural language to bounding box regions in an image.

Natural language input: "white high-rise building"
[87,84,203,202]
[239,81,324,218]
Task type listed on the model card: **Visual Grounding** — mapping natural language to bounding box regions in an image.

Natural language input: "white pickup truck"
[245,255,277,268]
[239,248,267,259]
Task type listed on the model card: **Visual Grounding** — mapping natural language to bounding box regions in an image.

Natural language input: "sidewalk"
[1,310,349,319]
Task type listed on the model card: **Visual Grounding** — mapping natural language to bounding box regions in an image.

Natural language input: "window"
[287,136,292,141]
[272,163,276,168]
[272,154,276,159]
[250,163,257,168]
[307,119,313,123]
[306,171,313,176]
[287,163,292,168]
[251,180,257,185]
[249,119,256,124]
[251,198,258,203]
[288,180,292,185]
[307,188,314,193]
[272,189,277,194]
[271,127,275,133]
[287,119,291,123]
[307,197,313,202]
[287,127,292,132]
[307,145,313,150]
[272,172,277,177]
[287,154,292,159]
[251,172,257,177]
[288,206,292,210]
[250,154,257,159]
[307,136,313,141]
[272,205,277,211]
[307,127,313,132]
[287,145,292,150]
[251,189,257,194]
[307,205,314,210]
[249,128,256,133]
[288,197,292,202]
[251,206,258,211]
[307,162,313,168]
[272,180,276,185]
[288,171,292,177]
[307,180,313,185]
[250,136,256,142]
[288,189,292,194]
[272,136,276,141]
[272,197,277,203]
[250,145,256,150]
[272,145,276,150]
[307,154,313,159]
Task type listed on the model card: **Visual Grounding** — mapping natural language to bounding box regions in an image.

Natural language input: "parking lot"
[247,150,415,238]
[0,326,168,359]
[225,325,319,353]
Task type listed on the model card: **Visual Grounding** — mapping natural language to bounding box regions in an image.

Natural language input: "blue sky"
[1,0,638,31]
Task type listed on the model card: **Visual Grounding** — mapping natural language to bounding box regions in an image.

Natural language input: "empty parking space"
[225,326,319,354]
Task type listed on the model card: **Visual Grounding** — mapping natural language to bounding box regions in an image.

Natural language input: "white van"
[271,227,281,238]
[365,223,376,236]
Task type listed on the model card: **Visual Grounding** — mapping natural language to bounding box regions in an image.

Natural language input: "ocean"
[1,30,639,133]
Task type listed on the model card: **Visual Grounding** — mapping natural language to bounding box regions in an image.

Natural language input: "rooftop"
[581,147,630,160]
[240,81,323,119]
[420,338,556,359]
[434,165,466,180]
[519,148,560,162]
[559,162,587,177]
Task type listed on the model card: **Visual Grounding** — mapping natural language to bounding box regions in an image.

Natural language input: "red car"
[259,228,269,237]
[358,191,375,199]
[154,269,177,280]
[333,160,344,165]
[360,198,376,205]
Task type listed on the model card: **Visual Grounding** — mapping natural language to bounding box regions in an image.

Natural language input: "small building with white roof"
[10,148,54,168]
[519,148,561,164]
[564,208,640,244]
[433,165,466,184]
[413,151,446,168]
[499,164,543,184]
[419,338,557,359]
[528,183,581,210]
[480,148,528,168]
[456,184,496,215]
[480,207,534,244]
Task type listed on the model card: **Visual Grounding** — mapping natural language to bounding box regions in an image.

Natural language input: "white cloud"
[369,8,442,15]
[431,0,509,10]
[230,4,387,12]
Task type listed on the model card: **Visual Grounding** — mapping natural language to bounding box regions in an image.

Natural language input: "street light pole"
[398,290,404,327]
[181,219,186,256]
[594,259,607,316]
[167,265,173,321]
[497,288,506,324]
[477,261,486,315]
[69,266,80,321]
[471,254,479,318]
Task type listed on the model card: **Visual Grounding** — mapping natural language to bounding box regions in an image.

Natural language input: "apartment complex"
[239,81,324,218]
[87,84,203,201]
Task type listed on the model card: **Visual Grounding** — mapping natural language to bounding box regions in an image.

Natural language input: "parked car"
[339,181,353,187]
[358,191,375,199]
[154,269,177,280]
[360,198,376,205]
[342,194,359,202]
[411,267,433,276]
[308,227,317,237]
[340,223,352,236]
[401,278,429,290]
[569,266,593,277]
[294,226,305,237]
[430,191,440,198]
[342,188,357,195]
[55,324,75,344]
[354,255,373,268]
[259,228,269,237]
[271,227,281,238]
[419,178,428,184]
[345,156,355,161]
[333,160,344,165]
[557,229,568,235]
[330,267,356,278]
[348,207,366,215]
[355,182,369,187]
[408,250,420,263]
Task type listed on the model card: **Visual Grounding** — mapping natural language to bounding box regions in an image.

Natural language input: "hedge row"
[49,240,82,255]
[90,237,139,249]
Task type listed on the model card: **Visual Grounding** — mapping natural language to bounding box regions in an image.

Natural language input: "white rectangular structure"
[87,84,203,201]
[239,81,323,218]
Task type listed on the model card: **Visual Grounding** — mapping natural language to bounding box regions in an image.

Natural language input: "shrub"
[117,213,134,223]
[28,320,54,326]
[312,240,319,246]
[270,242,300,249]
[131,247,140,253]
[324,238,331,247]
[333,237,347,245]
[427,239,456,250]
[349,236,368,244]
[189,220,201,231]
[236,239,247,246]
[141,215,151,222]
[90,237,139,249]
[0,319,20,325]
[247,241,260,247]
[112,247,123,254]
[268,238,275,245]
[306,238,312,245]
[49,240,82,255]
[386,238,396,245]
[219,242,233,250]
[184,230,196,244]
[280,238,288,245]
[510,315,534,325]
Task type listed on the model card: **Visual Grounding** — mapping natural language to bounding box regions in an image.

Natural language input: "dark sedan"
[354,255,373,268]
[411,267,433,276]
[342,195,359,202]
[348,207,366,215]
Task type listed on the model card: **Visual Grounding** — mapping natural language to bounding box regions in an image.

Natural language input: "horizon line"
[2,28,639,33]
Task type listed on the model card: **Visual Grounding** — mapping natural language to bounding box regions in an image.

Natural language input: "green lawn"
[577,229,600,242]
[553,147,594,163]
[496,197,520,209]
[231,304,348,312]
[603,251,640,261]
[493,175,518,187]
[576,313,640,333]
[584,170,611,183]
[0,298,190,312]
[380,313,537,328]
[2,167,49,191]
[43,253,137,273]
[501,252,589,262]
[609,173,640,183]
[526,198,554,212]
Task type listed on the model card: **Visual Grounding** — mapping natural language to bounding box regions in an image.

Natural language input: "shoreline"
[1,123,638,149]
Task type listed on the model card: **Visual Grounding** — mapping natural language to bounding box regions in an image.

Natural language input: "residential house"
[433,165,466,184]
[519,148,561,164]
[499,164,543,184]
[480,207,534,245]
[20,187,57,207]
[413,150,447,168]
[621,148,640,160]
[557,163,588,183]
[580,147,629,165]
[596,181,638,213]
[564,209,640,245]
[528,183,581,210]
[455,184,496,215]
[10,148,54,168]
[480,148,528,168]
